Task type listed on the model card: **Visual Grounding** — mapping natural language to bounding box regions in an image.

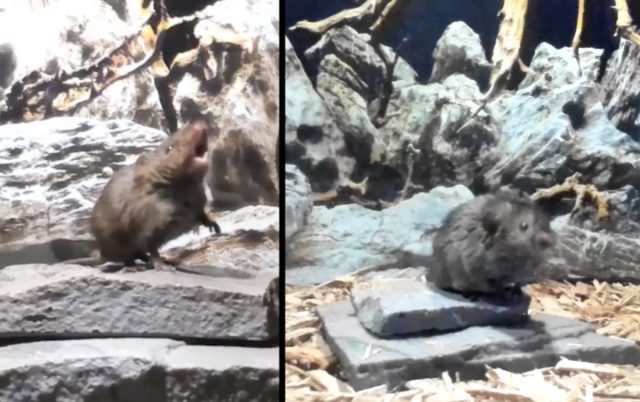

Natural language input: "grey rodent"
[426,188,556,294]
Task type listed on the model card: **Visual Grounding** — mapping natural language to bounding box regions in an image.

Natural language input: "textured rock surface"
[286,185,474,285]
[600,39,640,139]
[0,205,279,273]
[484,43,640,193]
[381,74,499,194]
[284,164,312,242]
[0,118,167,246]
[566,185,640,234]
[0,264,278,342]
[285,36,354,192]
[306,26,419,185]
[297,25,498,199]
[544,221,640,283]
[319,301,640,390]
[74,71,167,130]
[169,0,280,209]
[160,205,280,274]
[0,0,165,129]
[0,338,279,402]
[351,279,530,337]
[429,21,491,89]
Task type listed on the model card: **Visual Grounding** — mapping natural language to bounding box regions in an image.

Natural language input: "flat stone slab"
[351,279,530,337]
[0,338,279,402]
[0,264,278,342]
[318,301,640,390]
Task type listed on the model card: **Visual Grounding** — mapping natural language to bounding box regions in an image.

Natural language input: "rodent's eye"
[165,145,174,154]
[519,222,529,231]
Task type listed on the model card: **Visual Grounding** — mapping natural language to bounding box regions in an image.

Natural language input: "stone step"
[0,338,279,402]
[0,264,278,342]
[351,279,531,337]
[318,301,640,390]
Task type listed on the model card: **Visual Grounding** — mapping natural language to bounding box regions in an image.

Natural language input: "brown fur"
[90,120,220,268]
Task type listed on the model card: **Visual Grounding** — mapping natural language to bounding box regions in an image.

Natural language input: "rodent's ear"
[496,186,526,200]
[481,208,500,236]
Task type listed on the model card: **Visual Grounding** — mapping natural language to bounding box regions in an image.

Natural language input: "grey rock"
[286,185,474,284]
[294,25,497,199]
[318,301,640,390]
[314,53,381,169]
[284,164,312,242]
[380,74,500,194]
[307,26,417,170]
[285,36,354,192]
[429,21,491,89]
[160,205,281,275]
[164,344,279,402]
[0,338,279,402]
[0,1,166,129]
[305,26,417,95]
[0,264,278,342]
[170,0,280,209]
[0,118,167,247]
[351,279,530,337]
[518,43,602,89]
[74,71,167,130]
[601,39,640,139]
[484,43,640,192]
[567,185,640,234]
[545,222,640,283]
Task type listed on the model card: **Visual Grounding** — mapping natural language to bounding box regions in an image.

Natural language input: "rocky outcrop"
[601,39,640,140]
[482,43,640,193]
[0,118,167,246]
[0,0,279,209]
[285,36,354,192]
[291,25,499,200]
[305,26,418,190]
[169,0,280,209]
[429,21,491,89]
[0,0,166,129]
[0,338,279,402]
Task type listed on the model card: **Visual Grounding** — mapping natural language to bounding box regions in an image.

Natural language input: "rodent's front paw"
[204,218,221,234]
[201,212,221,234]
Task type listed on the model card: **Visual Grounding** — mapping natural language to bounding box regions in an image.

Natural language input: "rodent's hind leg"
[148,250,178,272]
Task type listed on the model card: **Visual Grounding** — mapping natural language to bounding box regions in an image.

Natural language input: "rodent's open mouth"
[194,138,207,158]
[191,144,208,171]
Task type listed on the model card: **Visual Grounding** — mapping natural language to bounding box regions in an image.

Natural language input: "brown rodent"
[426,188,556,294]
[89,119,220,270]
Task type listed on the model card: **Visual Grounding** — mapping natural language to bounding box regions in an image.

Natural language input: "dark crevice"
[370,36,408,127]
[0,238,96,269]
[0,334,278,348]
[562,100,586,130]
[164,0,220,17]
[154,77,177,133]
[297,125,323,144]
[161,20,199,68]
